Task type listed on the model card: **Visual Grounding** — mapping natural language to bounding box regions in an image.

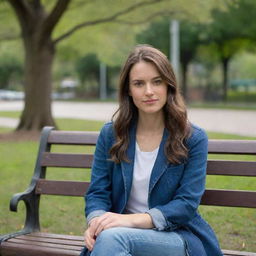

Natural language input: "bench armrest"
[0,185,40,244]
[10,187,34,212]
[9,183,40,233]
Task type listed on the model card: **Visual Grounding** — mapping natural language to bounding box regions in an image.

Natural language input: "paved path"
[0,101,256,137]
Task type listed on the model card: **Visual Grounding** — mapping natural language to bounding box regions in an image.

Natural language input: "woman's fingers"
[92,213,112,236]
[94,212,134,236]
[85,212,137,244]
[84,212,154,251]
[84,228,96,251]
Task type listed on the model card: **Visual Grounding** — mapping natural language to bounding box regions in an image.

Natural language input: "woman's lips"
[143,99,158,104]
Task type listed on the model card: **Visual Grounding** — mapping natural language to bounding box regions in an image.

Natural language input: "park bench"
[0,126,256,256]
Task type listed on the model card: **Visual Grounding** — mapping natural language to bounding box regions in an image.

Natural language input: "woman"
[80,45,222,256]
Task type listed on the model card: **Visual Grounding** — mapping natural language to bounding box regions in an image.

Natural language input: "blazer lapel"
[120,123,136,206]
[149,128,169,194]
[120,125,170,204]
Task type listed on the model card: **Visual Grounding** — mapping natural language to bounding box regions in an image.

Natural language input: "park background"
[0,0,255,253]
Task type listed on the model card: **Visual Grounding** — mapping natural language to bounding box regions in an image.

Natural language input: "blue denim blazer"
[82,122,223,256]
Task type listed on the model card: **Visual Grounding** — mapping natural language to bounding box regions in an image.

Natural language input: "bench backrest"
[34,127,256,208]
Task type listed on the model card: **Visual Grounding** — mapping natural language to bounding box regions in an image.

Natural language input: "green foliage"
[75,53,100,85]
[224,0,256,41]
[0,1,20,38]
[179,21,203,64]
[203,0,256,59]
[0,54,23,89]
[191,0,256,101]
[107,65,121,92]
[0,0,230,66]
[230,52,256,79]
[136,18,170,57]
[50,0,227,65]
[56,45,80,62]
[136,18,202,63]
[0,0,229,80]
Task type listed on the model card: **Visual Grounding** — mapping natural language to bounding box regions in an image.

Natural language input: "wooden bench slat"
[1,241,80,256]
[36,180,89,196]
[0,232,84,256]
[14,235,84,246]
[201,189,256,208]
[26,232,83,241]
[207,160,256,176]
[7,238,83,251]
[41,152,93,168]
[208,140,256,155]
[48,131,99,145]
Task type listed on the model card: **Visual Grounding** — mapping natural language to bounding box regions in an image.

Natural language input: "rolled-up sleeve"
[146,208,167,230]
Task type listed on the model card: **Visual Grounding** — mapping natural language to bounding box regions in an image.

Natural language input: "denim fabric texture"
[89,227,185,256]
[81,122,223,256]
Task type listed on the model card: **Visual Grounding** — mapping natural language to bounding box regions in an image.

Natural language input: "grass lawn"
[0,127,12,133]
[0,111,21,118]
[0,118,255,252]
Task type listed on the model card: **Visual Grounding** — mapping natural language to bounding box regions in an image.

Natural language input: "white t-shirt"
[125,142,159,213]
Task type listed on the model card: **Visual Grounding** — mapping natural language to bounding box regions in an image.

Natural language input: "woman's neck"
[136,112,165,135]
[136,112,165,152]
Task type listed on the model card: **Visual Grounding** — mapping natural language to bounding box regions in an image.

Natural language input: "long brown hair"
[110,44,191,164]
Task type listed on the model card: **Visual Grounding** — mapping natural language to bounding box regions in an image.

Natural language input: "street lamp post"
[170,19,180,82]
[99,62,107,100]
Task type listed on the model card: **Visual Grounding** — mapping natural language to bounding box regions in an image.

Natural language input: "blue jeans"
[90,227,186,256]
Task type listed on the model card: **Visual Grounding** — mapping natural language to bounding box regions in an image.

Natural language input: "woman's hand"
[84,222,97,251]
[84,212,154,251]
[92,212,154,236]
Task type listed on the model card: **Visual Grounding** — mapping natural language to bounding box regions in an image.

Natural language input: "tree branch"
[41,0,71,38]
[7,0,34,30]
[115,10,180,25]
[54,0,167,44]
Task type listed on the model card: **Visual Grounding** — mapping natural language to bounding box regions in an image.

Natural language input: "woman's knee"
[91,228,130,255]
[96,227,128,246]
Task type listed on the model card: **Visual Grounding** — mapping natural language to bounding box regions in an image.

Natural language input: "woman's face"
[129,61,168,117]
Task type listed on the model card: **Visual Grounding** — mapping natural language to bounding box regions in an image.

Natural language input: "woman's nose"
[145,83,154,95]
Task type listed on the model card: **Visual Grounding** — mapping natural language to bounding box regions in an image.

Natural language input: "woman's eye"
[134,81,143,87]
[154,79,162,85]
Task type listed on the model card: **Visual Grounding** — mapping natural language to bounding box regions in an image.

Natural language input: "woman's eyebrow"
[152,76,162,80]
[130,79,143,82]
[130,76,162,82]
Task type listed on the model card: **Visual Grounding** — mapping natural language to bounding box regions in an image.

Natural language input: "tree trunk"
[221,57,230,102]
[17,37,56,130]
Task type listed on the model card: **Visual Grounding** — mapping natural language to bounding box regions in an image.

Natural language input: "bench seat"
[0,232,83,256]
[2,232,256,256]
